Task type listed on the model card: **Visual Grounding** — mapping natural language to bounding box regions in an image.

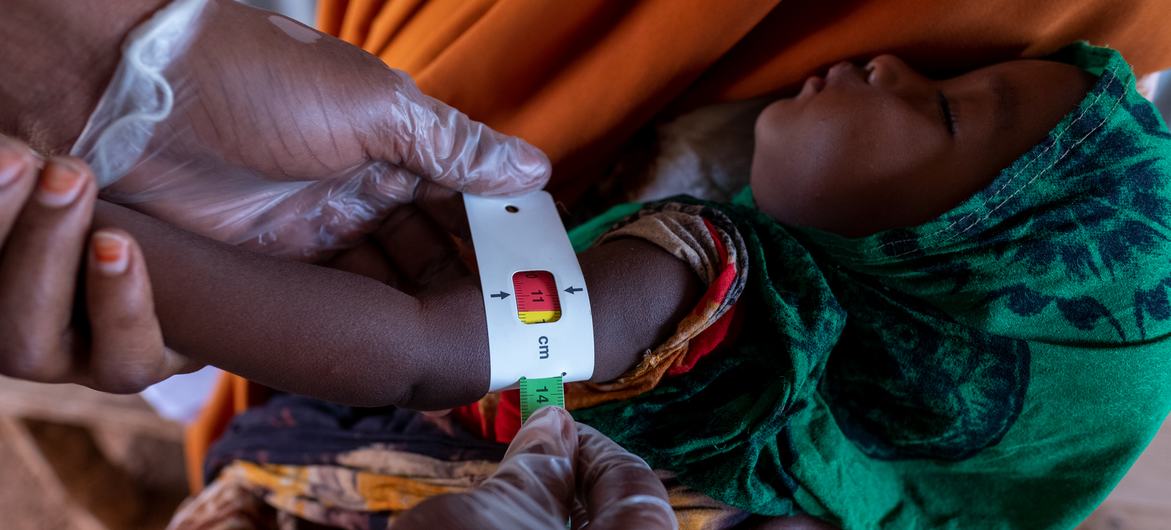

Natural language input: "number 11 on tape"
[519,376,565,423]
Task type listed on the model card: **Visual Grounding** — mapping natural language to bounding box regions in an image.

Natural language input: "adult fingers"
[414,179,471,241]
[83,228,199,393]
[475,406,579,518]
[0,155,96,382]
[373,203,466,292]
[479,406,579,524]
[575,423,676,530]
[391,407,577,529]
[365,69,551,196]
[323,239,403,287]
[0,136,41,253]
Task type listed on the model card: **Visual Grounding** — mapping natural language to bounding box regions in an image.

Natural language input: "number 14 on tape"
[519,375,565,423]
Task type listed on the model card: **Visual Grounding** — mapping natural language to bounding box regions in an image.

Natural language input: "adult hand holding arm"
[3,0,550,259]
[0,0,550,391]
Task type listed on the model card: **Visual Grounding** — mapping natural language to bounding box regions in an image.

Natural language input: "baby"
[98,43,1171,529]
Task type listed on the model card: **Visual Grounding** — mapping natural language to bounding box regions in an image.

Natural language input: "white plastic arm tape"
[463,191,595,392]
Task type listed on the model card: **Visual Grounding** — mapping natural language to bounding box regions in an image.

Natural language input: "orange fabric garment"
[184,374,267,492]
[325,0,1171,202]
[184,0,1171,491]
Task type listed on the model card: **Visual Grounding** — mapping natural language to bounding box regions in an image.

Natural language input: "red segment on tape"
[513,271,561,324]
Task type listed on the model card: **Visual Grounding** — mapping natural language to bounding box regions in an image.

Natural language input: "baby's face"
[751,55,1094,237]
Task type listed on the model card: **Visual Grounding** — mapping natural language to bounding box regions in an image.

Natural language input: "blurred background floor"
[0,374,1167,529]
[0,376,187,530]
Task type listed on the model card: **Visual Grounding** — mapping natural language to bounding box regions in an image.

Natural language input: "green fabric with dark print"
[570,43,1171,529]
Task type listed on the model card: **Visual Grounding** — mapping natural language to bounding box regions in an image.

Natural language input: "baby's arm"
[94,200,701,410]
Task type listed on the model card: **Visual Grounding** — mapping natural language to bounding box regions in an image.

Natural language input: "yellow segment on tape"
[517,310,562,324]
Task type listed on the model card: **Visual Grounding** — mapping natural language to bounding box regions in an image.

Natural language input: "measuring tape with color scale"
[464,191,594,422]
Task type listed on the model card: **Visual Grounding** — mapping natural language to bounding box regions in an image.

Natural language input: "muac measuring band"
[463,191,595,422]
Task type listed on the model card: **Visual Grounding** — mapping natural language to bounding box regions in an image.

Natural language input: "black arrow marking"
[564,286,583,294]
[490,291,511,300]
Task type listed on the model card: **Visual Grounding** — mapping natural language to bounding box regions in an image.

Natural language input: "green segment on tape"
[519,376,565,423]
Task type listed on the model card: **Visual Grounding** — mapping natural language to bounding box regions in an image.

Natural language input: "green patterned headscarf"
[572,42,1171,529]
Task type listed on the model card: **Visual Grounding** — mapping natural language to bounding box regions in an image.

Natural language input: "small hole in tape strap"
[505,205,519,213]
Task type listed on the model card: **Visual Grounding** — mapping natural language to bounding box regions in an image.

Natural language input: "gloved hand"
[71,0,549,259]
[393,407,678,529]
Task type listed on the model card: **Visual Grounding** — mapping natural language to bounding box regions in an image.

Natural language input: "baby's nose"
[865,54,935,99]
[864,55,905,86]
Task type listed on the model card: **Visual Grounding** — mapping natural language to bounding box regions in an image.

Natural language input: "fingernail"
[0,162,22,188]
[92,231,130,276]
[0,139,33,188]
[37,159,87,207]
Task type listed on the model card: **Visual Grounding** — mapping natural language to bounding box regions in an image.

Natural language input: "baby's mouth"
[826,61,865,85]
[797,61,863,99]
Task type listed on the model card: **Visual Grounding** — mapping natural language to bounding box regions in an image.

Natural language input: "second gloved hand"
[71,0,549,259]
[392,407,678,530]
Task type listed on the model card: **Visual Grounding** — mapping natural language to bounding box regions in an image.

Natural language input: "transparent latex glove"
[70,0,549,259]
[393,407,678,530]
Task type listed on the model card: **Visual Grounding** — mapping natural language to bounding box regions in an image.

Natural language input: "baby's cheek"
[753,99,805,161]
